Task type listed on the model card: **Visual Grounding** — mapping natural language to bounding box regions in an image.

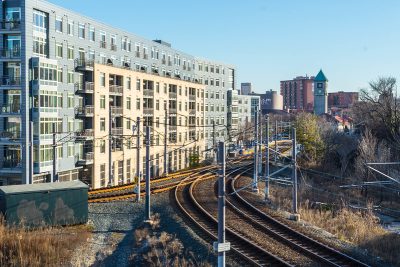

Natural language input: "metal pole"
[292,127,298,214]
[108,101,113,187]
[164,109,168,175]
[145,126,151,221]
[253,108,259,192]
[216,141,229,266]
[29,121,33,184]
[258,110,262,176]
[274,119,278,163]
[52,123,57,183]
[265,115,269,200]
[213,121,216,163]
[136,117,141,202]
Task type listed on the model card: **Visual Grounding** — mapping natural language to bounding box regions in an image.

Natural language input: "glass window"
[67,20,74,35]
[89,26,95,41]
[136,98,140,110]
[100,72,105,86]
[6,7,21,21]
[33,10,47,33]
[100,118,106,131]
[55,17,63,33]
[100,95,106,109]
[67,46,74,60]
[100,140,105,153]
[78,23,85,39]
[127,97,131,110]
[126,77,131,89]
[56,43,63,58]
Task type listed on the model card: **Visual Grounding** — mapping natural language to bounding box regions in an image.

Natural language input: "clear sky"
[48,0,400,94]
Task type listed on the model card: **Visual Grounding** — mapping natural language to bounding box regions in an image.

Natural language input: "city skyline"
[47,0,400,94]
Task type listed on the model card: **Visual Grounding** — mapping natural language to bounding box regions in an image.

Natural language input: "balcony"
[143,107,153,115]
[76,105,94,117]
[169,92,177,99]
[100,41,107,49]
[143,89,153,97]
[109,85,123,95]
[111,127,123,136]
[1,48,20,59]
[75,82,94,94]
[0,104,20,116]
[0,20,21,32]
[74,59,94,71]
[110,44,117,51]
[76,129,94,140]
[169,108,177,114]
[0,76,21,88]
[169,125,177,132]
[111,106,123,116]
[189,94,196,101]
[0,131,21,144]
[77,152,94,165]
[0,159,22,174]
[189,109,196,115]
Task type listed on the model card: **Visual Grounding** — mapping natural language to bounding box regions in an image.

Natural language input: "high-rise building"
[313,70,328,115]
[241,82,252,95]
[280,76,314,112]
[0,0,236,187]
[328,91,358,108]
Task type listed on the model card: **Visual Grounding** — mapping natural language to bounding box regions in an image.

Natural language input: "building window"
[56,43,63,58]
[57,67,63,83]
[100,95,106,109]
[55,17,63,33]
[136,98,140,110]
[67,71,74,84]
[126,77,131,89]
[68,143,75,157]
[100,140,105,153]
[118,160,123,184]
[100,118,106,131]
[78,23,85,39]
[33,36,47,56]
[100,72,105,86]
[67,46,74,60]
[67,20,73,35]
[100,164,106,187]
[126,159,131,182]
[136,79,140,90]
[89,26,95,41]
[156,100,159,110]
[127,97,131,110]
[33,10,48,33]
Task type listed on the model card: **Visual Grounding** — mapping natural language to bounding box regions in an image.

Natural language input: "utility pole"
[213,121,216,163]
[52,123,57,182]
[258,110,263,176]
[164,109,168,176]
[253,108,259,192]
[292,127,298,217]
[265,115,269,200]
[108,100,113,187]
[274,119,278,163]
[145,126,151,221]
[29,121,33,184]
[214,141,230,267]
[136,117,141,202]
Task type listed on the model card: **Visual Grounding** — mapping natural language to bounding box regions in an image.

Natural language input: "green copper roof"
[314,70,328,82]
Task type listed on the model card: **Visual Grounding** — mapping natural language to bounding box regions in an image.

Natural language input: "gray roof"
[0,181,88,195]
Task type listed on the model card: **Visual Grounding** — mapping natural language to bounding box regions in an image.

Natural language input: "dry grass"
[0,217,90,267]
[131,213,210,267]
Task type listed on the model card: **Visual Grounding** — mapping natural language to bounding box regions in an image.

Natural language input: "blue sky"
[48,0,400,94]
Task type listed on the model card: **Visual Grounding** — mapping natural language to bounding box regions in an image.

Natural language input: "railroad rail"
[228,173,370,267]
[174,164,292,266]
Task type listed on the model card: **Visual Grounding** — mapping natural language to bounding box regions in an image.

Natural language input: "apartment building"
[280,76,314,112]
[0,0,232,187]
[328,91,358,108]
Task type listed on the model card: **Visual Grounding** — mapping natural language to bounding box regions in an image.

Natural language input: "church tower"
[313,70,328,115]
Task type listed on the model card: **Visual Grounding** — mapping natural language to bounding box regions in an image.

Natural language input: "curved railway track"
[174,164,293,266]
[227,173,370,267]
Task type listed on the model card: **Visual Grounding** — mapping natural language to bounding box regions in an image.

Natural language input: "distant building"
[313,70,329,115]
[241,82,252,95]
[328,91,359,108]
[252,90,283,114]
[280,76,314,112]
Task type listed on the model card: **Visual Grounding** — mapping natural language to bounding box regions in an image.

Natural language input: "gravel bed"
[194,177,317,266]
[237,175,389,267]
[69,191,216,266]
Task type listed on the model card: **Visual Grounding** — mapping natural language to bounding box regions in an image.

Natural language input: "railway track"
[227,173,370,267]
[175,164,292,266]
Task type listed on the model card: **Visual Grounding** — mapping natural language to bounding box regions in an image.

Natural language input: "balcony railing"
[189,95,196,100]
[111,127,123,136]
[169,92,177,99]
[0,20,21,31]
[143,107,154,115]
[0,159,21,169]
[1,48,20,58]
[169,125,177,132]
[111,106,123,115]
[76,129,94,139]
[0,131,21,140]
[1,104,20,115]
[76,105,94,116]
[75,82,94,93]
[78,152,94,165]
[100,41,107,49]
[143,89,154,97]
[189,109,196,115]
[0,76,21,86]
[74,59,94,70]
[109,85,123,94]
[110,44,117,51]
[169,108,177,113]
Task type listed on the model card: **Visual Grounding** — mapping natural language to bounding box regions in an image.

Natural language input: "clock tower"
[313,69,328,115]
